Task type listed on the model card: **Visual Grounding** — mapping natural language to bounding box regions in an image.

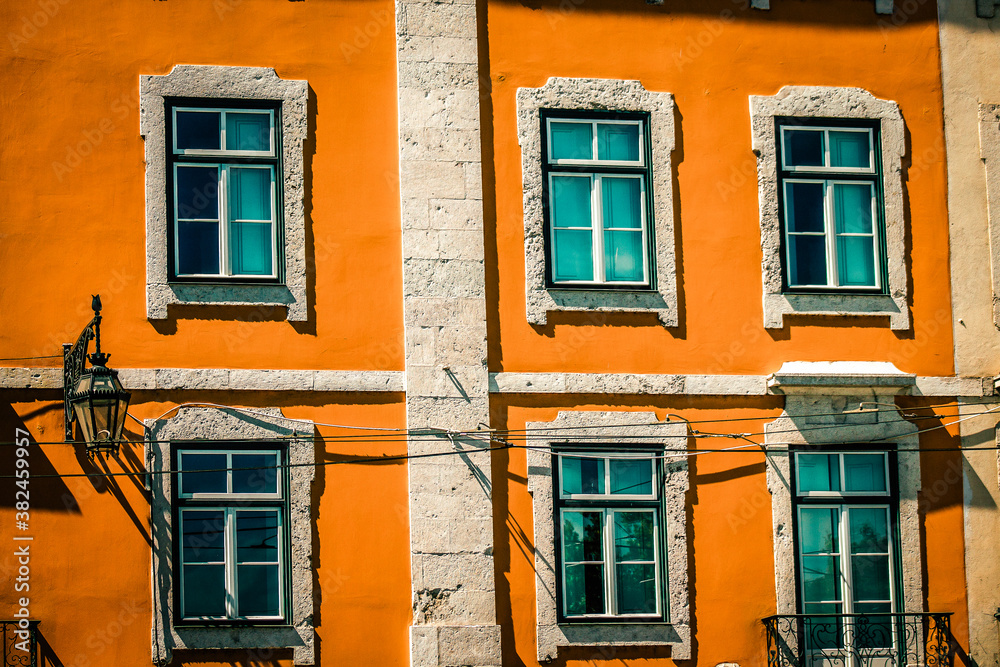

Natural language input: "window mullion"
[592,175,604,284]
[605,508,615,615]
[225,507,237,619]
[825,181,838,287]
[220,166,230,277]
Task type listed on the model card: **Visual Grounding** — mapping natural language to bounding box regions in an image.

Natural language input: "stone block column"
[395,0,502,665]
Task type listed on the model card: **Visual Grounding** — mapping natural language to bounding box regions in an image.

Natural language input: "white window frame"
[171,161,279,280]
[178,506,285,621]
[794,451,891,499]
[557,451,658,502]
[779,126,876,175]
[176,448,287,622]
[544,116,651,288]
[171,107,276,158]
[558,506,662,620]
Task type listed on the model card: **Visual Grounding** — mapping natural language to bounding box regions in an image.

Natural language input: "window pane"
[788,235,828,287]
[849,507,889,553]
[844,454,887,492]
[233,453,278,494]
[230,222,273,276]
[837,236,877,287]
[616,563,656,614]
[226,112,271,152]
[553,230,594,282]
[829,130,871,169]
[549,121,593,161]
[562,511,604,562]
[801,555,841,603]
[177,222,221,275]
[236,511,279,563]
[180,453,227,495]
[564,563,605,615]
[785,181,825,233]
[182,564,226,617]
[851,555,891,601]
[230,168,272,221]
[182,510,225,563]
[604,230,644,282]
[784,129,824,167]
[610,459,652,495]
[602,178,642,229]
[550,176,592,228]
[175,111,221,151]
[799,507,839,555]
[597,123,640,162]
[833,183,873,234]
[561,457,605,495]
[614,511,654,561]
[176,166,220,220]
[802,606,845,650]
[797,454,840,493]
[237,564,280,617]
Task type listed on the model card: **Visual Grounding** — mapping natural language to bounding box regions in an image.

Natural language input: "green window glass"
[544,115,651,286]
[779,124,882,291]
[171,106,279,280]
[177,448,286,621]
[557,452,663,620]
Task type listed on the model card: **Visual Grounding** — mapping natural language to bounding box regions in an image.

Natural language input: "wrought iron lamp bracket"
[63,298,104,441]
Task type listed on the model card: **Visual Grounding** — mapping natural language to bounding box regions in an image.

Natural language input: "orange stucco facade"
[0,0,984,665]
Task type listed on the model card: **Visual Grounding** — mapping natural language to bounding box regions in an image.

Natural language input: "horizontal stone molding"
[0,368,404,392]
[2,367,992,397]
[734,0,894,12]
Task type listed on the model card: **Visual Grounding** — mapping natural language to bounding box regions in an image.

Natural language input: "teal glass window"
[170,105,278,280]
[557,452,663,620]
[793,450,897,656]
[779,124,882,291]
[177,448,286,621]
[543,114,651,286]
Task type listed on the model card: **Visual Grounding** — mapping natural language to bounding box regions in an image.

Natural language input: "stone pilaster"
[396,0,501,665]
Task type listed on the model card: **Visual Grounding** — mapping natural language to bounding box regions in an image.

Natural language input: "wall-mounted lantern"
[63,295,131,457]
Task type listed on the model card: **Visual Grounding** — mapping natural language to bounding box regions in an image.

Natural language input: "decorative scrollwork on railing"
[762,613,953,667]
[1,621,37,667]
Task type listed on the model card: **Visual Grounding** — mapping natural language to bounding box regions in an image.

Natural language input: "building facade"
[0,0,996,665]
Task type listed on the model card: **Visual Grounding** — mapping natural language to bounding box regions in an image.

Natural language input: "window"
[176,448,286,621]
[147,406,316,665]
[169,106,279,281]
[517,78,679,327]
[555,451,664,620]
[543,114,651,287]
[778,123,883,291]
[525,411,690,661]
[140,66,309,322]
[750,87,909,330]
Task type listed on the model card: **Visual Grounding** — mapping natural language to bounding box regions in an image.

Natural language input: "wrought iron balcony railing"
[1,621,37,667]
[762,613,953,667]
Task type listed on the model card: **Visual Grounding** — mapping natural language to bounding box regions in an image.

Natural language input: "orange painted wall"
[495,397,969,666]
[0,0,404,371]
[0,395,411,667]
[484,0,953,377]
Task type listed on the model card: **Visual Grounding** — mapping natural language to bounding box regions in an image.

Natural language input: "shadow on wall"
[0,399,78,512]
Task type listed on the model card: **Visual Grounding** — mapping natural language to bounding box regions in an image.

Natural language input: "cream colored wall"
[939,0,1000,661]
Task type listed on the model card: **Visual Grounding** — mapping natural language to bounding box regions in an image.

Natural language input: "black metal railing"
[763,613,953,667]
[1,621,37,667]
